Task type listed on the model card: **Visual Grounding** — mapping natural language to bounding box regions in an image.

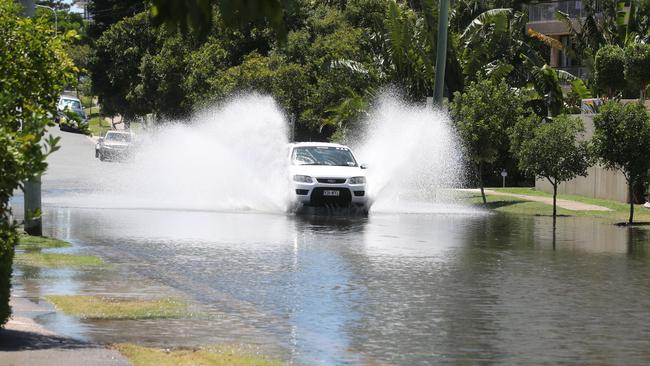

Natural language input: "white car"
[289,142,369,211]
[95,131,134,161]
[57,96,87,121]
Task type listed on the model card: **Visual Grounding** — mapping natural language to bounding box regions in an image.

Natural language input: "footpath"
[0,297,130,366]
[462,188,613,211]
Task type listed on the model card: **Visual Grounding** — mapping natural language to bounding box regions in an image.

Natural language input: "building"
[525,0,590,79]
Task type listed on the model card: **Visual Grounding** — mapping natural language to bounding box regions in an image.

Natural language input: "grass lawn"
[88,116,111,136]
[15,253,103,268]
[115,344,284,366]
[47,295,188,320]
[18,234,72,249]
[466,187,650,224]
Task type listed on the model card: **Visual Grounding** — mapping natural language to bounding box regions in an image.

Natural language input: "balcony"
[527,1,584,22]
[557,66,589,80]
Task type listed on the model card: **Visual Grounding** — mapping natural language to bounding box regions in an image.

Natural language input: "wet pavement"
[9,129,650,365]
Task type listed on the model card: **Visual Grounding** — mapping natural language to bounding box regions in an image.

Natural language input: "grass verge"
[18,234,72,249]
[46,295,187,320]
[88,116,111,136]
[464,188,650,223]
[15,253,103,268]
[114,343,284,366]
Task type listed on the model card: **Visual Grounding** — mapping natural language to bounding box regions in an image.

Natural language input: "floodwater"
[12,202,650,365]
[9,96,650,365]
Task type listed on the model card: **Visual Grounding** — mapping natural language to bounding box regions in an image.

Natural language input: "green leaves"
[150,0,293,41]
[593,101,650,179]
[510,114,591,185]
[624,43,650,98]
[451,77,528,171]
[0,0,75,326]
[594,45,626,97]
[592,100,650,223]
[460,8,512,47]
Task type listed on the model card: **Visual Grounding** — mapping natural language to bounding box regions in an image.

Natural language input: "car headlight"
[293,175,313,183]
[349,176,366,184]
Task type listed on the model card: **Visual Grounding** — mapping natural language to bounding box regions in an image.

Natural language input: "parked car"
[95,131,134,161]
[57,96,87,121]
[289,142,369,212]
[56,96,88,132]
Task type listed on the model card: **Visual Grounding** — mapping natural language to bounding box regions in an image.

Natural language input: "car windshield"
[105,133,131,143]
[292,146,357,167]
[61,99,82,110]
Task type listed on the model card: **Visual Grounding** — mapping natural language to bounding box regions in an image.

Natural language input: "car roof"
[290,142,350,149]
[60,96,81,102]
[105,131,133,136]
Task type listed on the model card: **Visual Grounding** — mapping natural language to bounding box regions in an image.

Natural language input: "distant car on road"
[56,96,88,132]
[57,96,87,121]
[289,142,369,213]
[95,131,134,162]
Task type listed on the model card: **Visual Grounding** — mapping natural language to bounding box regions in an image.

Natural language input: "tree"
[0,0,75,326]
[149,0,294,40]
[89,12,158,122]
[594,45,626,98]
[88,0,144,38]
[510,114,591,221]
[451,77,527,203]
[592,101,650,224]
[624,43,650,100]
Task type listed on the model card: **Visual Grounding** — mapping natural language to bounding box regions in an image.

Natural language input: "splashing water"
[351,95,467,213]
[53,93,468,214]
[92,94,291,212]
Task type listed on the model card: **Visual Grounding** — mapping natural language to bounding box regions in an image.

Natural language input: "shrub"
[594,45,626,98]
[79,94,94,109]
[0,1,75,326]
[625,43,650,100]
[0,228,17,327]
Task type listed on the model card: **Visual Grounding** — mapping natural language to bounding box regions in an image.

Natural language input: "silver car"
[95,131,134,161]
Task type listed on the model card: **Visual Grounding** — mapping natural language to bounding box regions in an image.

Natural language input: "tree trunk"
[477,162,486,204]
[552,182,558,226]
[629,178,635,225]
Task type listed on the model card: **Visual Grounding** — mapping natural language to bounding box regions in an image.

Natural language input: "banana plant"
[522,55,591,117]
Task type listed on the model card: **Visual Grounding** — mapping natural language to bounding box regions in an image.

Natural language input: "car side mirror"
[360,163,368,169]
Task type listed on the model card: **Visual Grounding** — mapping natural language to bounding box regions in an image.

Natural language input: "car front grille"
[310,187,352,206]
[316,178,347,184]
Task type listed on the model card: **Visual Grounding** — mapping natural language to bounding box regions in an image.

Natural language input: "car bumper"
[99,148,130,160]
[293,182,367,207]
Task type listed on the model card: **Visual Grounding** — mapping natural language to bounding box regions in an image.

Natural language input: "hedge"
[0,227,17,327]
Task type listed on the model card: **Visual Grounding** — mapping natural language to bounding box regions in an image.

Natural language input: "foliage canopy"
[0,0,75,326]
[592,101,650,223]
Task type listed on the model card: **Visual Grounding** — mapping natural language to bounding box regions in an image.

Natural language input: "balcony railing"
[557,66,590,81]
[527,1,584,22]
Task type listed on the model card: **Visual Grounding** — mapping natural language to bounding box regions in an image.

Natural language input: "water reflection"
[13,206,650,365]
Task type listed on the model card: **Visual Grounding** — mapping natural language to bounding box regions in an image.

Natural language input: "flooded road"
[11,129,650,365]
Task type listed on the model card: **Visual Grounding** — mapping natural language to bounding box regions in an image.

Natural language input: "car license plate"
[323,190,340,197]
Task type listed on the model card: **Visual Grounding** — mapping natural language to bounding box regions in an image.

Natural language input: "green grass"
[468,187,650,223]
[79,95,94,109]
[114,343,284,366]
[88,116,111,136]
[15,253,103,268]
[47,296,188,320]
[18,234,72,249]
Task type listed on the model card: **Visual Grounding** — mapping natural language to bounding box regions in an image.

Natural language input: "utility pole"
[433,0,449,106]
[19,0,43,236]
